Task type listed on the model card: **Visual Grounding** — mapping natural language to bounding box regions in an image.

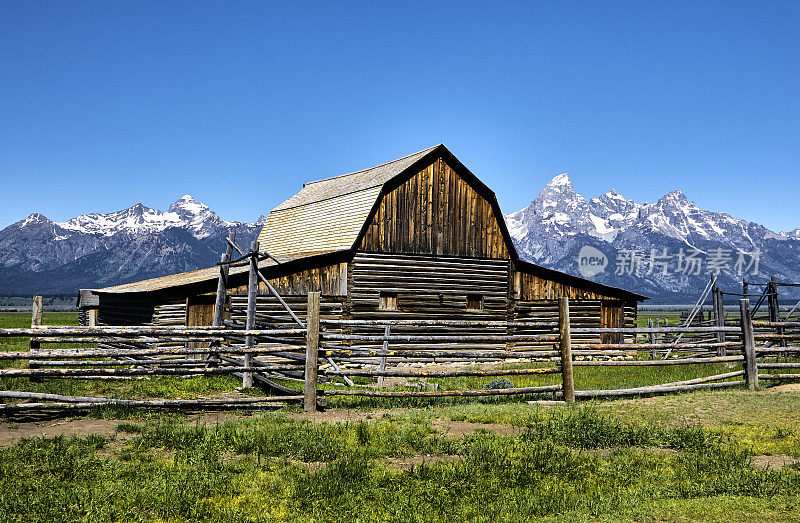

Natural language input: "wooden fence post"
[208,232,235,368]
[770,277,786,347]
[559,297,575,403]
[304,291,320,413]
[29,296,43,374]
[242,240,258,388]
[739,298,758,391]
[212,231,235,328]
[648,318,655,358]
[712,281,726,355]
[30,296,43,345]
[377,325,389,388]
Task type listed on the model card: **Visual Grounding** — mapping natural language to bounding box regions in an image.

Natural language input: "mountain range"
[0,183,797,302]
[0,196,263,294]
[506,174,800,302]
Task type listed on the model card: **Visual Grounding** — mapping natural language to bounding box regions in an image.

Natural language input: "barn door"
[600,300,623,344]
[186,295,216,348]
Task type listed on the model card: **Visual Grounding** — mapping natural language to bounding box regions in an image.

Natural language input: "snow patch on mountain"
[57,195,234,239]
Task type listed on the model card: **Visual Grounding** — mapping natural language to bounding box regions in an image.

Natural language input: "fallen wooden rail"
[574,380,745,398]
[320,367,561,378]
[572,355,743,366]
[322,333,560,343]
[324,384,562,397]
[0,327,305,337]
[0,365,303,378]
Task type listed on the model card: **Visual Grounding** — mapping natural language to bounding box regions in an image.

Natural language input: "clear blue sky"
[1,1,799,231]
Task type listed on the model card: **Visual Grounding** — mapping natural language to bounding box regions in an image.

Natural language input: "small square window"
[379,291,398,310]
[466,294,483,311]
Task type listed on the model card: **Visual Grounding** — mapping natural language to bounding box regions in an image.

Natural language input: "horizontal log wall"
[97,295,158,326]
[347,252,509,349]
[153,301,187,326]
[229,295,346,329]
[359,157,510,259]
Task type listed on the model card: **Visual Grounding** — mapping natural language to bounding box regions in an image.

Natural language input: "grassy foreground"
[2,312,800,520]
[2,398,800,522]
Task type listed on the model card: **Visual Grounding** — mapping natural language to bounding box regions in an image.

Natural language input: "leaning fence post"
[739,298,758,391]
[559,297,575,403]
[242,240,259,388]
[304,291,320,413]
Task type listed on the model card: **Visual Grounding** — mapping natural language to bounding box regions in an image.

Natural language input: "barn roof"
[257,145,442,258]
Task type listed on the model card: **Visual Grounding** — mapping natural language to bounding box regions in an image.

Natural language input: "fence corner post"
[739,298,758,391]
[559,297,575,403]
[304,291,321,413]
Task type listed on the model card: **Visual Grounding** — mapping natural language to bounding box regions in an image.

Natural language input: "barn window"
[379,291,398,310]
[466,294,483,311]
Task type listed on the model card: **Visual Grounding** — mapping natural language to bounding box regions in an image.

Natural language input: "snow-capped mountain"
[58,195,234,239]
[0,196,264,294]
[506,174,800,302]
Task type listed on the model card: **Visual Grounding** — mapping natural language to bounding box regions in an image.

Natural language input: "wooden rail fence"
[2,291,799,414]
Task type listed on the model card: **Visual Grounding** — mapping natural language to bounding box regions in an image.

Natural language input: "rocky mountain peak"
[658,189,691,207]
[546,172,572,187]
[168,195,210,215]
[19,213,52,228]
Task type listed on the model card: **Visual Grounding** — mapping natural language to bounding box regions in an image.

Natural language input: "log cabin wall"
[358,157,510,259]
[347,252,510,350]
[96,295,157,326]
[349,252,508,320]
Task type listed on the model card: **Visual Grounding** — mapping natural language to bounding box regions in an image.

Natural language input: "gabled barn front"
[78,144,645,343]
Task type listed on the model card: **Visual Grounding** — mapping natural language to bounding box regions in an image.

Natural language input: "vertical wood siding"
[229,262,348,297]
[359,158,510,259]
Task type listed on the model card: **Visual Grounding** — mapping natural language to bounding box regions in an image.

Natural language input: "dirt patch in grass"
[0,411,256,448]
[0,418,123,447]
[431,419,523,437]
[385,454,463,470]
[288,408,406,423]
[753,455,799,470]
[765,383,800,393]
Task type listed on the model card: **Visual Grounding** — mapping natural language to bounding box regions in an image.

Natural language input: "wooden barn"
[78,144,645,345]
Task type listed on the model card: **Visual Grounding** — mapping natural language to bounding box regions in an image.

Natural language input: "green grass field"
[2,397,800,522]
[2,312,800,521]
